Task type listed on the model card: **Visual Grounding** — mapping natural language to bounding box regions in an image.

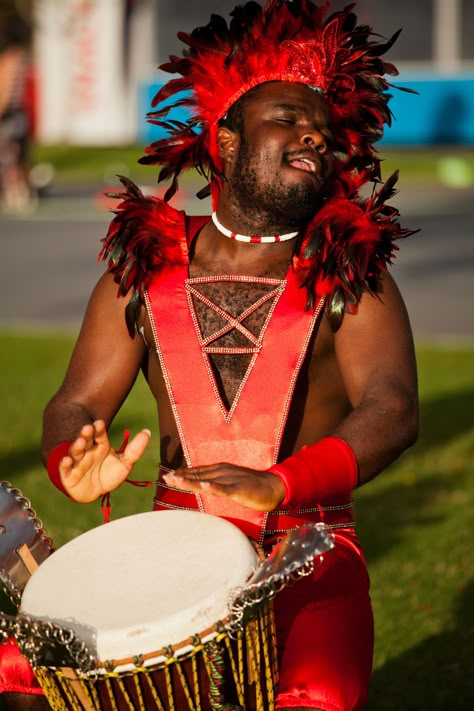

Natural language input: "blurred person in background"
[0,9,35,214]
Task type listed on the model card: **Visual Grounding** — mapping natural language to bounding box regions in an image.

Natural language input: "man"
[1,2,418,709]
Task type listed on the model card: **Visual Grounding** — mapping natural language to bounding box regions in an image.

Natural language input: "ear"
[217,126,239,164]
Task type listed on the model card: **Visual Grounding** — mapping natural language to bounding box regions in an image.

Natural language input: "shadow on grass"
[415,388,474,452]
[356,386,473,564]
[367,579,474,710]
[0,446,43,482]
[356,474,448,565]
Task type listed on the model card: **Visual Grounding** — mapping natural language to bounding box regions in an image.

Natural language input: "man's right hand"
[58,420,151,502]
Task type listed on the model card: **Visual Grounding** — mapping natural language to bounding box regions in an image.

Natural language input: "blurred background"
[0,0,472,337]
[0,1,473,709]
[2,0,474,146]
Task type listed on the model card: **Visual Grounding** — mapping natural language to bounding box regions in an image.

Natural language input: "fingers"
[68,420,108,463]
[162,465,286,511]
[162,463,240,497]
[163,471,228,498]
[162,464,217,488]
[120,429,151,470]
[171,464,222,481]
[58,425,151,502]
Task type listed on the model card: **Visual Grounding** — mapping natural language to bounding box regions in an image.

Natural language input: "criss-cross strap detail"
[187,282,284,351]
[185,275,287,419]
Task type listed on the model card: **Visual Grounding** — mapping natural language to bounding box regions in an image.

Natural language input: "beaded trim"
[156,473,204,512]
[267,500,354,515]
[271,294,326,465]
[212,212,298,244]
[144,290,193,467]
[264,521,356,535]
[153,498,204,514]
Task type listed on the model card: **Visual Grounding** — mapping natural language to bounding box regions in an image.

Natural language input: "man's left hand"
[162,463,285,511]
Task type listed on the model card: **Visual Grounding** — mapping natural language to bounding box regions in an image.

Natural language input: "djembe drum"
[0,482,335,711]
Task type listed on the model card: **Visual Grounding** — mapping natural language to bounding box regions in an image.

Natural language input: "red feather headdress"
[101,0,417,330]
[140,0,411,205]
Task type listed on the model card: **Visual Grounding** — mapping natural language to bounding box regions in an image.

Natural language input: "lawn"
[0,331,473,709]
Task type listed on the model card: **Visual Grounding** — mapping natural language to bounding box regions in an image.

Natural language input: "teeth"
[300,158,316,172]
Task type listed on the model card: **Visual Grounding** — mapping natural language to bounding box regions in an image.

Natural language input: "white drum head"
[21,510,259,667]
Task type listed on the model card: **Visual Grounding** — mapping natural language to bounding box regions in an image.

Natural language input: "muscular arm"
[42,272,150,501]
[331,272,418,484]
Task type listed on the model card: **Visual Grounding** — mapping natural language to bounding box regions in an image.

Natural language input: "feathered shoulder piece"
[294,171,417,329]
[98,177,189,334]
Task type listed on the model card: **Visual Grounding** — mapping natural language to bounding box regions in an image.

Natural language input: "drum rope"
[165,644,199,711]
[87,677,102,710]
[164,661,176,711]
[206,639,241,711]
[191,649,203,711]
[132,673,147,711]
[105,675,120,711]
[115,675,140,711]
[141,666,167,711]
[57,671,83,711]
[223,635,245,706]
[245,621,264,711]
[259,604,276,708]
[35,669,69,711]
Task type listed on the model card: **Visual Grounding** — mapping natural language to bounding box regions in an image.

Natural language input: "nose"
[301,130,327,154]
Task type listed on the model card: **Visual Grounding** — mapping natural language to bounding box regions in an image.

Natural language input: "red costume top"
[145,215,356,546]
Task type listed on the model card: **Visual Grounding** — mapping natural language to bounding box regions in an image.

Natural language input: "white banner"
[34,0,132,144]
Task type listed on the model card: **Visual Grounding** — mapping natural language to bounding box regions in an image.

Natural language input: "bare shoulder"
[334,272,417,406]
[336,272,412,345]
[82,271,131,322]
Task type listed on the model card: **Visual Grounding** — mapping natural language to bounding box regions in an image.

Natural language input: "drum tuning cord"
[0,611,96,674]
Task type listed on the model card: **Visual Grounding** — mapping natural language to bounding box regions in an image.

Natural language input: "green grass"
[0,331,473,708]
[358,346,474,709]
[31,143,474,187]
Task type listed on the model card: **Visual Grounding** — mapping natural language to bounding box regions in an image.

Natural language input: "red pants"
[273,530,373,710]
[0,531,373,711]
[0,639,43,695]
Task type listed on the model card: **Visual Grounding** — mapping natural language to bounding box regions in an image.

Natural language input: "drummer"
[1,1,418,710]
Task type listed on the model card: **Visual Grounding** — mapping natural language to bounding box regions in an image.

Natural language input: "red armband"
[46,442,73,497]
[267,436,359,510]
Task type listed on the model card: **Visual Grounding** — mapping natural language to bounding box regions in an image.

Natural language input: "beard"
[228,136,325,232]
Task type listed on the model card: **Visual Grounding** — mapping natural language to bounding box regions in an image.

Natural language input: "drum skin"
[21,510,278,711]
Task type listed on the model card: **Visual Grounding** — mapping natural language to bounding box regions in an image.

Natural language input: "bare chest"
[187,275,286,410]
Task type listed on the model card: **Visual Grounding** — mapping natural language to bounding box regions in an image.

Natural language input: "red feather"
[140,1,412,206]
[99,177,189,298]
[293,172,417,314]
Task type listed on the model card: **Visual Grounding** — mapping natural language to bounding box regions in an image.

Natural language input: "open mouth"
[288,156,318,174]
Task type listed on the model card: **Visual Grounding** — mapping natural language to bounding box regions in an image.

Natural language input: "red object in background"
[23,63,37,139]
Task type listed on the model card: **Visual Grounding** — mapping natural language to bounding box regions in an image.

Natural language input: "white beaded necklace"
[212,212,298,244]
